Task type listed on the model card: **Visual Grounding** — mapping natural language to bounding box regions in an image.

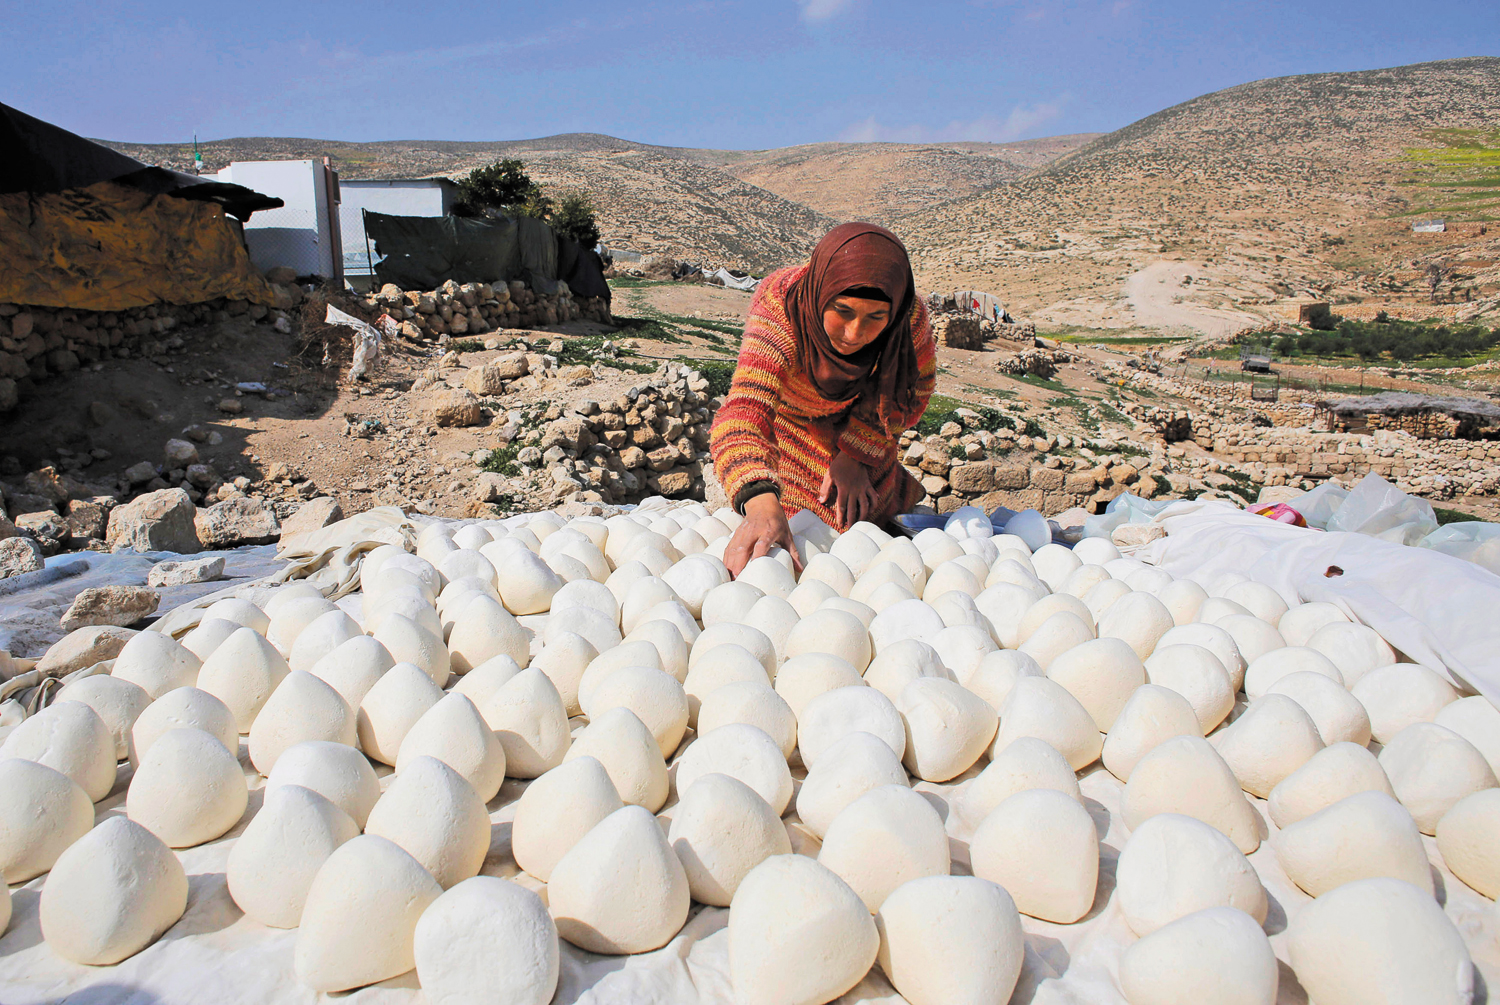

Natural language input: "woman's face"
[822,295,891,354]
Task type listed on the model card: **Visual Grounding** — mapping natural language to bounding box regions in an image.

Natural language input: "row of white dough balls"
[2,504,1488,1005]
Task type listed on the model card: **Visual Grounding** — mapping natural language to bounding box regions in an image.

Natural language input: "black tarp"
[0,103,283,221]
[364,210,610,301]
[556,236,612,302]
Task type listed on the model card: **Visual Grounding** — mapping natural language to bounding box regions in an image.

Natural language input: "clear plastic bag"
[1082,493,1175,539]
[1286,482,1349,530]
[1420,522,1500,577]
[1325,473,1437,546]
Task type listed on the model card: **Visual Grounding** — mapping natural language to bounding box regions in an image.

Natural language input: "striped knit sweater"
[709,265,936,529]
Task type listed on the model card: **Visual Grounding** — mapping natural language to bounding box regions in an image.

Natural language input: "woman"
[710,222,935,576]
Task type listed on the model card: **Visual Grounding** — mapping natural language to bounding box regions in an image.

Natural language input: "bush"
[552,190,601,247]
[454,159,544,218]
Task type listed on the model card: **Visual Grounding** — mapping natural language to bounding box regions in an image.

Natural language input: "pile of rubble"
[470,361,720,510]
[996,348,1063,379]
[358,280,610,344]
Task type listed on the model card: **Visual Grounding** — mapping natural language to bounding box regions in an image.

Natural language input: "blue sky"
[5,0,1496,150]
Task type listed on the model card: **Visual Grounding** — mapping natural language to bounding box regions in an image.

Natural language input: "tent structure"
[0,103,282,310]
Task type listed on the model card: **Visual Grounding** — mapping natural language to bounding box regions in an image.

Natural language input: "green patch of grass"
[961,383,1016,399]
[552,334,657,374]
[611,316,688,344]
[1153,474,1173,497]
[670,358,736,397]
[916,393,1042,438]
[448,339,484,354]
[1096,402,1130,425]
[1053,334,1193,345]
[999,372,1066,392]
[607,278,674,289]
[480,444,521,477]
[1434,505,1477,526]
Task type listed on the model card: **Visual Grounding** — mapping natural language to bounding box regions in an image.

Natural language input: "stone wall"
[0,297,295,414]
[933,314,983,350]
[359,279,610,343]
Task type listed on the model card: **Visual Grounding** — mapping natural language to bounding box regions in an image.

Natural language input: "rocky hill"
[896,57,1500,312]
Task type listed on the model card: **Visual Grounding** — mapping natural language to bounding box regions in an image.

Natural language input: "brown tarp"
[0,181,276,310]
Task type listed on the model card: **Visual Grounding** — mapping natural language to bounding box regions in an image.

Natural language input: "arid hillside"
[896,57,1500,320]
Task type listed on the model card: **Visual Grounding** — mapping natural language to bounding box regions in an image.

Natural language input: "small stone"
[163,439,199,467]
[280,497,343,539]
[194,497,280,548]
[59,586,160,631]
[0,536,45,578]
[146,556,226,587]
[217,398,243,414]
[124,461,158,485]
[107,488,200,554]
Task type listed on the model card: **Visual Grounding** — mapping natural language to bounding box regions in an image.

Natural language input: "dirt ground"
[4,278,1497,525]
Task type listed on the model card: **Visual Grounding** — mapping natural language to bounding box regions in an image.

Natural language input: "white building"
[206,159,342,281]
[338,177,460,279]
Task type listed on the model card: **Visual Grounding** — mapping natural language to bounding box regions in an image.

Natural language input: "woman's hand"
[724,493,802,577]
[819,451,879,528]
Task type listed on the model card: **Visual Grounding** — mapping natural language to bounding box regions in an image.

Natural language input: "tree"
[1426,262,1448,303]
[551,190,601,247]
[454,159,542,217]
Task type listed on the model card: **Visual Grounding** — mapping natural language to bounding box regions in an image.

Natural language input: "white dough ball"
[1287,878,1473,1005]
[773,652,864,719]
[1213,613,1284,666]
[548,804,690,954]
[365,755,491,889]
[413,876,560,1005]
[1116,813,1266,937]
[1030,543,1082,591]
[1273,790,1431,898]
[1018,611,1097,671]
[1156,578,1209,626]
[111,631,201,699]
[1,700,116,802]
[1072,537,1120,565]
[1435,696,1500,778]
[1352,664,1459,743]
[197,626,292,734]
[966,736,1081,824]
[1306,621,1395,687]
[817,784,949,912]
[785,608,871,671]
[1267,670,1371,746]
[1119,907,1279,1005]
[1045,636,1145,731]
[266,739,380,828]
[130,685,238,765]
[1123,735,1261,854]
[227,783,358,928]
[1143,644,1234,734]
[990,676,1102,771]
[1277,601,1350,647]
[293,834,443,992]
[965,649,1043,713]
[1223,581,1288,625]
[289,610,363,675]
[1102,683,1202,782]
[1379,721,1497,834]
[896,677,997,782]
[203,598,270,635]
[126,727,247,848]
[1082,577,1134,621]
[1436,788,1500,899]
[863,639,952,704]
[0,758,94,883]
[181,618,247,662]
[876,875,1024,1005]
[247,671,356,776]
[1267,740,1396,828]
[373,613,451,688]
[1197,596,1252,623]
[357,662,443,766]
[728,854,878,1005]
[486,666,575,776]
[794,730,909,839]
[1098,591,1175,660]
[512,755,624,884]
[56,674,150,760]
[798,685,906,769]
[1157,622,1246,691]
[668,772,792,905]
[396,692,506,803]
[970,788,1097,923]
[675,723,792,815]
[1243,646,1344,701]
[564,707,669,812]
[1212,693,1324,798]
[696,681,797,760]
[39,816,187,966]
[1062,563,1115,601]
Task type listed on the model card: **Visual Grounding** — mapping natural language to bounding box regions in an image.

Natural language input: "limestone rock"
[59,586,159,632]
[146,556,225,587]
[0,536,44,578]
[195,497,281,547]
[36,625,136,677]
[106,488,200,553]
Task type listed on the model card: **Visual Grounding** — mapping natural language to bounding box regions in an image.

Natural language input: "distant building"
[339,178,461,279]
[205,159,342,281]
[1267,300,1332,325]
[1412,219,1446,233]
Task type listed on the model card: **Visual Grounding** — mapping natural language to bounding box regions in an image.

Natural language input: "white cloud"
[837,96,1068,144]
[799,0,858,22]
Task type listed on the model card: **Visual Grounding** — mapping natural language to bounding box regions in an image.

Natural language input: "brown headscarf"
[786,222,920,422]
